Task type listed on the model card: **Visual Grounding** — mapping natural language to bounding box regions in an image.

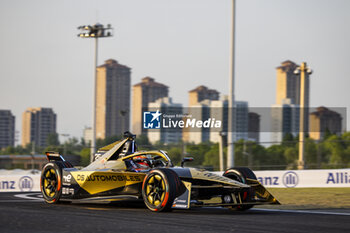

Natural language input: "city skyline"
[0,0,349,142]
[0,74,345,146]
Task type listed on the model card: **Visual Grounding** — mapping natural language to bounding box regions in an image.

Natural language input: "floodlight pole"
[92,36,98,163]
[219,131,226,171]
[77,24,113,162]
[227,0,236,169]
[294,62,312,170]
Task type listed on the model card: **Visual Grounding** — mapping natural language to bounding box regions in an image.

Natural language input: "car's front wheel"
[223,167,257,211]
[142,169,179,212]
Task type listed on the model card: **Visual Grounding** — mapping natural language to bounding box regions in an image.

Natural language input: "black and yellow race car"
[40,132,279,212]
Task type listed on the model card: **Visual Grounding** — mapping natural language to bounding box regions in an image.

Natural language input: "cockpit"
[86,132,173,172]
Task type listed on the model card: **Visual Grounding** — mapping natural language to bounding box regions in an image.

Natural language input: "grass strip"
[259,188,350,209]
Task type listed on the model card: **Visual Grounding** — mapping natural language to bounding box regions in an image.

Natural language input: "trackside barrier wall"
[0,175,41,192]
[254,169,350,188]
[215,168,350,188]
[1,168,350,192]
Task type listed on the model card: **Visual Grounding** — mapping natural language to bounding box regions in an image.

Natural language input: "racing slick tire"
[142,168,181,212]
[223,167,257,211]
[40,162,63,204]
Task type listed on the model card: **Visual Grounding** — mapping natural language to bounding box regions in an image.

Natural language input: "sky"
[0,0,349,144]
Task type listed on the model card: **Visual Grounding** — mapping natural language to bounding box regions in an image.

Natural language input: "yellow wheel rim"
[145,174,166,206]
[43,168,57,198]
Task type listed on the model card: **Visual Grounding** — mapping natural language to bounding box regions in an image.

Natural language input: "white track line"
[14,193,43,201]
[254,208,350,216]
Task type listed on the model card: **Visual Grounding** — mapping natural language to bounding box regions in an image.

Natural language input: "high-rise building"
[248,112,260,143]
[183,86,220,143]
[271,99,300,142]
[276,60,302,105]
[132,77,168,135]
[309,106,342,140]
[22,107,57,147]
[235,101,249,141]
[188,85,219,106]
[96,59,131,139]
[186,99,250,144]
[209,99,257,143]
[147,97,183,144]
[209,96,228,143]
[184,100,211,144]
[0,110,15,149]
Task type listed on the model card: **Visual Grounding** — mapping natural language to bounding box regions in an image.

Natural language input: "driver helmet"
[133,155,150,168]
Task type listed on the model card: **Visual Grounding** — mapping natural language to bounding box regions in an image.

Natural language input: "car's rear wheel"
[142,169,179,212]
[40,162,62,204]
[223,167,257,211]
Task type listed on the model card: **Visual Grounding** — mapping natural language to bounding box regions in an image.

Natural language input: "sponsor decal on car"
[173,181,191,209]
[70,171,146,195]
[75,174,141,182]
[63,174,72,183]
[62,187,74,195]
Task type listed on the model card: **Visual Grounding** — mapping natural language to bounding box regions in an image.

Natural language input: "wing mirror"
[181,157,194,167]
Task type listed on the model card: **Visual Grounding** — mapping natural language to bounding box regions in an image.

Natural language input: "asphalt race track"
[0,192,349,233]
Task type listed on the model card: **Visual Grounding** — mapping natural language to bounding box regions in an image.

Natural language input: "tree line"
[1,131,349,170]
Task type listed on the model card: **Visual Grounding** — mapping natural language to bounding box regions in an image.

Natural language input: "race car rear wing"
[45,151,74,168]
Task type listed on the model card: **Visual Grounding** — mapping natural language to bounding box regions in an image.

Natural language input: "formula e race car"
[40,132,279,212]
